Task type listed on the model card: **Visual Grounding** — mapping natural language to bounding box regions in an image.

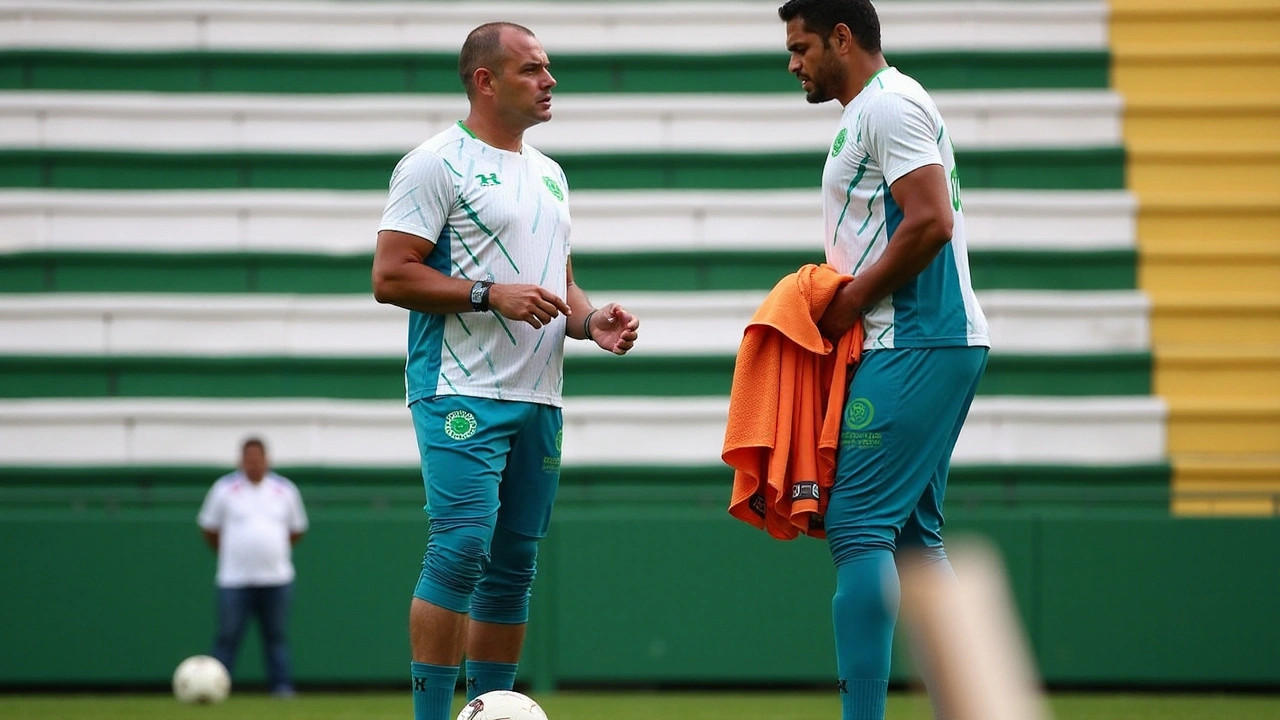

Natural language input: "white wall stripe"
[0,396,1167,468]
[0,291,1151,357]
[0,1,1110,53]
[0,91,1122,152]
[0,189,1137,254]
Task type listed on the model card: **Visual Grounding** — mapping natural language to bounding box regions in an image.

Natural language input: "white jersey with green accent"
[822,67,990,350]
[379,121,572,407]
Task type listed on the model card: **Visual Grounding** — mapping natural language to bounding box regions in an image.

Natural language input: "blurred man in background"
[198,437,309,698]
[371,21,640,720]
[778,1,991,718]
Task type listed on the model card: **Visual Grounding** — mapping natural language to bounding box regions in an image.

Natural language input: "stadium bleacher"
[11,0,1279,691]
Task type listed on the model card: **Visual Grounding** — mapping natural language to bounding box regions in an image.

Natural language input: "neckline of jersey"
[863,66,893,88]
[456,120,525,156]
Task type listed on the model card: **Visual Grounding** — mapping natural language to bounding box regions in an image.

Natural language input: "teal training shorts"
[410,395,563,537]
[825,346,988,566]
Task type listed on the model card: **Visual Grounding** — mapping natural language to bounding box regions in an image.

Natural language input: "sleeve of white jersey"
[556,162,571,255]
[378,150,458,244]
[286,481,309,534]
[862,92,944,186]
[196,480,226,531]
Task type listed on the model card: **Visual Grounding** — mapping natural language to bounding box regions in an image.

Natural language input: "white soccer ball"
[455,690,548,720]
[172,654,231,704]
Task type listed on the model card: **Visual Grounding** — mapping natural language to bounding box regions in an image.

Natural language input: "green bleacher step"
[0,249,1136,294]
[0,353,1153,399]
[0,464,1173,511]
[0,147,1125,191]
[0,50,1111,94]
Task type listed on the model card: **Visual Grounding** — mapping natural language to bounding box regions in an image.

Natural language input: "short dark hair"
[778,0,881,53]
[458,21,536,98]
[241,436,267,455]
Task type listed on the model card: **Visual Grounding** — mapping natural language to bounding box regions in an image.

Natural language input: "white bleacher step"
[0,1,1109,53]
[0,189,1136,254]
[0,395,1166,468]
[0,291,1150,357]
[0,91,1123,152]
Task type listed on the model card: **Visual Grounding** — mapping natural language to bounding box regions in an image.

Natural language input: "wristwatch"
[470,280,494,312]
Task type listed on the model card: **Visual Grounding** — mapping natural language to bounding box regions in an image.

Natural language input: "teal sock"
[833,551,899,720]
[411,662,458,720]
[841,678,889,720]
[465,659,518,700]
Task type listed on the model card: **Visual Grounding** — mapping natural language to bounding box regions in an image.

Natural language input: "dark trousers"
[211,583,294,693]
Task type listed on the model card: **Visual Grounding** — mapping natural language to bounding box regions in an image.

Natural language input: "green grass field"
[3,691,1280,720]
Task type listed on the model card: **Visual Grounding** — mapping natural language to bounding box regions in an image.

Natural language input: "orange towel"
[722,264,863,540]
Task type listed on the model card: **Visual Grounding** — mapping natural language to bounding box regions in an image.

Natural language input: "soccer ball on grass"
[172,654,231,704]
[456,690,548,720]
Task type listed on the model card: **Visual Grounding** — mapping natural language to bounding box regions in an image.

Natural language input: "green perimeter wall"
[2,491,1278,688]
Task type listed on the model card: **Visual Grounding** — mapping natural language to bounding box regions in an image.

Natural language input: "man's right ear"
[473,68,496,96]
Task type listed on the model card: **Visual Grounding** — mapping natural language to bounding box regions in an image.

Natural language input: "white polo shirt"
[197,471,308,588]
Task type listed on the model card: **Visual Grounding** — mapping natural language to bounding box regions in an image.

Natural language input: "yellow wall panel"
[1151,303,1280,346]
[1127,149,1280,198]
[1156,348,1280,400]
[1112,47,1280,102]
[1172,498,1277,516]
[1167,402,1280,454]
[1138,204,1280,247]
[1140,250,1280,294]
[1125,106,1280,146]
[1111,0,1280,46]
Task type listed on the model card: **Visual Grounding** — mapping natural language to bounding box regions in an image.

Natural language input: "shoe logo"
[542,175,564,201]
[444,410,478,441]
[844,398,874,430]
[831,128,848,157]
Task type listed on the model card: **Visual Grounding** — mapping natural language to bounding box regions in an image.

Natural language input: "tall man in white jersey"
[371,22,640,720]
[778,2,990,718]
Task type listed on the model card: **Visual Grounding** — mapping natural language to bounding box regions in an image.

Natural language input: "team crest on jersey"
[844,398,874,430]
[542,175,564,201]
[444,410,478,441]
[831,128,848,157]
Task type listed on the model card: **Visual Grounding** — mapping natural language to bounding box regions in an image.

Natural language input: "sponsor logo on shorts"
[844,397,874,430]
[542,456,561,472]
[444,410,478,441]
[841,431,883,449]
